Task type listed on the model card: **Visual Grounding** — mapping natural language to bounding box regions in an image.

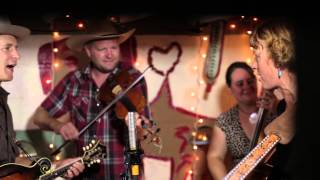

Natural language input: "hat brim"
[67,28,136,52]
[0,24,30,40]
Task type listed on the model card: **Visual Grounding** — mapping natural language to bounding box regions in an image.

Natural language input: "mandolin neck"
[39,158,82,180]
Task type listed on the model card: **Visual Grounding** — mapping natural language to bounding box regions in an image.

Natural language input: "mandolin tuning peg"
[86,146,90,150]
[82,147,86,151]
[89,143,92,148]
[91,139,96,144]
[97,159,101,163]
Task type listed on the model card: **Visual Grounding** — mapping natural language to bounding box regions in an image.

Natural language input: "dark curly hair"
[225,61,255,87]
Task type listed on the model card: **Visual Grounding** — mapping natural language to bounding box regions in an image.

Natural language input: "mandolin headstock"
[82,139,106,167]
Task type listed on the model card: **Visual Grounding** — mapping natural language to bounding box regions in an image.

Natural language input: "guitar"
[223,133,281,180]
[0,139,106,180]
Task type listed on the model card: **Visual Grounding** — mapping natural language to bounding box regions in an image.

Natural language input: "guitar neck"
[224,133,281,180]
[39,158,82,180]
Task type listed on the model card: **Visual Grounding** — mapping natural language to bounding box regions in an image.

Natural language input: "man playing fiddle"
[31,19,152,179]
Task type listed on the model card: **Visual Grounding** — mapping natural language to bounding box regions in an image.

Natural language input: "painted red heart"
[147,42,182,76]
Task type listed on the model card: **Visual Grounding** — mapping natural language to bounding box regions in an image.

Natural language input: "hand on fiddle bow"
[54,121,80,141]
[125,113,152,140]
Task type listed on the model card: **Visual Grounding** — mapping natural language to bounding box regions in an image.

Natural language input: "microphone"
[128,112,137,151]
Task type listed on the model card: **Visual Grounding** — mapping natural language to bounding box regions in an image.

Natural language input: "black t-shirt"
[268,99,295,180]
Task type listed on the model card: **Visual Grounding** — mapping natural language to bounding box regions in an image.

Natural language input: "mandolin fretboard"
[224,133,281,180]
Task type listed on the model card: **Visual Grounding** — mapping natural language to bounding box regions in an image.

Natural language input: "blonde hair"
[250,19,295,71]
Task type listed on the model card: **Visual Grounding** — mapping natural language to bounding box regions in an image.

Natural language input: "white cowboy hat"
[0,16,30,40]
[66,20,135,52]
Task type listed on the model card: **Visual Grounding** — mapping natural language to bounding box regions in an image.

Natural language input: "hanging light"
[76,21,85,29]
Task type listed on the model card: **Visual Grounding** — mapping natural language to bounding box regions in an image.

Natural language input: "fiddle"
[97,66,161,145]
[50,66,160,156]
[97,67,145,119]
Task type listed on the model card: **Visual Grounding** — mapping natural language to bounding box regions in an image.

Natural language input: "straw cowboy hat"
[66,20,135,52]
[0,16,30,40]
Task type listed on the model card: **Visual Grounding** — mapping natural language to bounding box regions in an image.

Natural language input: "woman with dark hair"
[207,61,277,179]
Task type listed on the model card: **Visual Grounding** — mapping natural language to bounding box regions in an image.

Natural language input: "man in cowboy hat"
[31,20,151,179]
[0,17,84,178]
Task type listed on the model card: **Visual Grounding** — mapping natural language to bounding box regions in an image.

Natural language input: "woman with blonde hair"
[250,18,297,179]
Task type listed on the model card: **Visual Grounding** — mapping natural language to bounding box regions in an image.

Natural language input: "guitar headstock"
[82,139,106,167]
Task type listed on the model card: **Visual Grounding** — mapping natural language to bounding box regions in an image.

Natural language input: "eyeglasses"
[233,78,256,88]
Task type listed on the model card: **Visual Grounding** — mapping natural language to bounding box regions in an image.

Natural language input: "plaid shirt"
[41,62,150,180]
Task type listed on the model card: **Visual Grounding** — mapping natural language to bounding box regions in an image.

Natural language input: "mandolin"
[0,139,106,180]
[224,97,295,180]
[224,133,280,180]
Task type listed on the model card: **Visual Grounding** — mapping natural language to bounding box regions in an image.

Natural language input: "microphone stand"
[51,66,151,156]
[121,112,142,180]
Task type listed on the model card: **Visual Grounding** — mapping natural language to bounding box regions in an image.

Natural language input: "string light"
[76,22,85,29]
[54,62,59,68]
[55,155,61,161]
[52,31,60,39]
[65,14,70,18]
[195,156,199,161]
[110,16,118,22]
[202,136,207,141]
[193,66,198,70]
[246,58,252,64]
[188,34,210,178]
[49,143,54,149]
[229,24,236,29]
[253,17,258,21]
[53,48,59,53]
[247,30,252,35]
[45,79,51,84]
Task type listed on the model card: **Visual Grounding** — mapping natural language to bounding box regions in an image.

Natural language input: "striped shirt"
[41,62,150,179]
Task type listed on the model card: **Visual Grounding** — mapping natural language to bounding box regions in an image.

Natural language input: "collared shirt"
[0,87,19,166]
[41,62,150,180]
